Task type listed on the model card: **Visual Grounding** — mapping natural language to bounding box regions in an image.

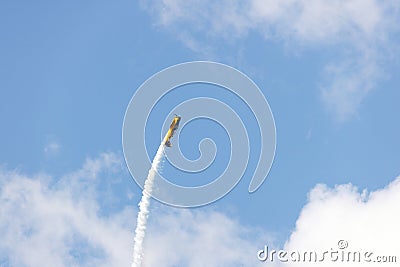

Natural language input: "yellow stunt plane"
[165,115,181,147]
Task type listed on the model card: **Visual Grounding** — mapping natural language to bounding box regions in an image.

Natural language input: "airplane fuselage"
[165,115,181,147]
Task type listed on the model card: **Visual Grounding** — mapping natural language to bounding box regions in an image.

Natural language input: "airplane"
[165,115,181,147]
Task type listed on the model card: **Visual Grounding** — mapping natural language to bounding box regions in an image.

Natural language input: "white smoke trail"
[131,139,166,267]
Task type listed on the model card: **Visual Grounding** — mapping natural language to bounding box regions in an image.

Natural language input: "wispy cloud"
[44,141,61,156]
[143,208,272,267]
[0,152,274,267]
[142,0,399,121]
[0,152,133,267]
[321,50,381,121]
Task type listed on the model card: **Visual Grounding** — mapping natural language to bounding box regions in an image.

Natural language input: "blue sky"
[1,1,400,266]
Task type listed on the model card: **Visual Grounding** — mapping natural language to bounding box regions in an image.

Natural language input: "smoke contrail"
[131,140,166,267]
[131,116,181,266]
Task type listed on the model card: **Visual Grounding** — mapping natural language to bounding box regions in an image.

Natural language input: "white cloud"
[0,152,275,267]
[283,176,400,266]
[143,208,271,267]
[140,175,400,266]
[142,0,399,121]
[2,151,399,266]
[0,153,134,267]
